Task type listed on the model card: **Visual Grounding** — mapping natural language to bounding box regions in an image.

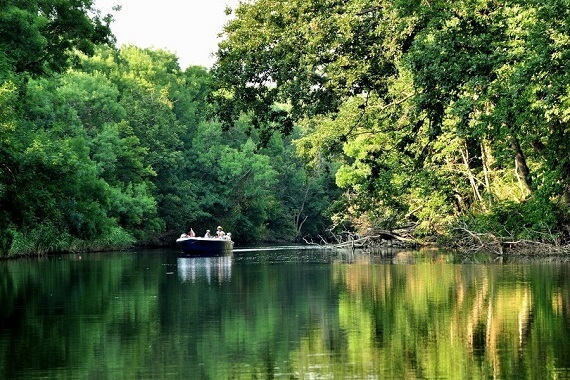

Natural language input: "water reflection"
[177,255,232,283]
[1,248,570,379]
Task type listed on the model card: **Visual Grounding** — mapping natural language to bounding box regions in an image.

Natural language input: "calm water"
[1,247,570,379]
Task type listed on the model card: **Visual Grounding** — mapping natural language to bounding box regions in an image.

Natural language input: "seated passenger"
[204,229,211,238]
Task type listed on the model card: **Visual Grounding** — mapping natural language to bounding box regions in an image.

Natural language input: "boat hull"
[176,237,233,256]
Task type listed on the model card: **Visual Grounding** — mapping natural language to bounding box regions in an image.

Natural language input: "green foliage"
[184,122,280,242]
[8,222,72,256]
[0,0,339,256]
[68,226,135,252]
[7,0,570,254]
[213,0,570,244]
[461,197,562,242]
[0,0,113,76]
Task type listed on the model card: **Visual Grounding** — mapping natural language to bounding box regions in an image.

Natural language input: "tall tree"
[0,0,113,76]
[0,0,115,255]
[212,0,570,240]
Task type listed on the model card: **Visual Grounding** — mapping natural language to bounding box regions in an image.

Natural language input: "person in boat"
[188,228,195,237]
[204,229,211,238]
[225,232,232,240]
[216,226,225,238]
[180,232,189,238]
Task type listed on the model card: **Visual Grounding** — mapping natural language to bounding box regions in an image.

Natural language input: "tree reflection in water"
[1,249,569,379]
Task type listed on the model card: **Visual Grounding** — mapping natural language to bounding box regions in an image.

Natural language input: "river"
[1,247,570,379]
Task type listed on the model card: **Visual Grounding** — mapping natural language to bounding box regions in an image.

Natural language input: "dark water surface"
[1,248,570,379]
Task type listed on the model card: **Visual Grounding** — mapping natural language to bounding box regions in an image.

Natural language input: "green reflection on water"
[1,249,569,379]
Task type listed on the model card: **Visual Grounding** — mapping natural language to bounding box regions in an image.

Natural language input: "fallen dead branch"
[303,227,420,250]
[451,223,570,255]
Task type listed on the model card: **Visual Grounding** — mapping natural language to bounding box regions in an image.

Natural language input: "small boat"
[176,236,234,256]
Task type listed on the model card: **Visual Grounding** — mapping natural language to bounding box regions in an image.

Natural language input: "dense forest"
[1,0,569,257]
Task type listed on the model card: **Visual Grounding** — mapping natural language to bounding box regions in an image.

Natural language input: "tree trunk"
[480,140,493,205]
[461,141,484,208]
[294,181,310,239]
[510,137,532,194]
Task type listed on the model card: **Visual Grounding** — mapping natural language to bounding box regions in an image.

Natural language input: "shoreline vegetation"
[3,223,569,259]
[307,227,570,256]
[4,238,569,260]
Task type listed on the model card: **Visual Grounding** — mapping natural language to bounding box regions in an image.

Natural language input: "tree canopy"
[212,0,570,248]
[2,0,570,256]
[0,0,113,76]
[0,1,339,256]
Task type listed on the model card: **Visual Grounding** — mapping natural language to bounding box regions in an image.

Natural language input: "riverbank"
[446,228,570,255]
[3,228,570,259]
[324,227,570,256]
